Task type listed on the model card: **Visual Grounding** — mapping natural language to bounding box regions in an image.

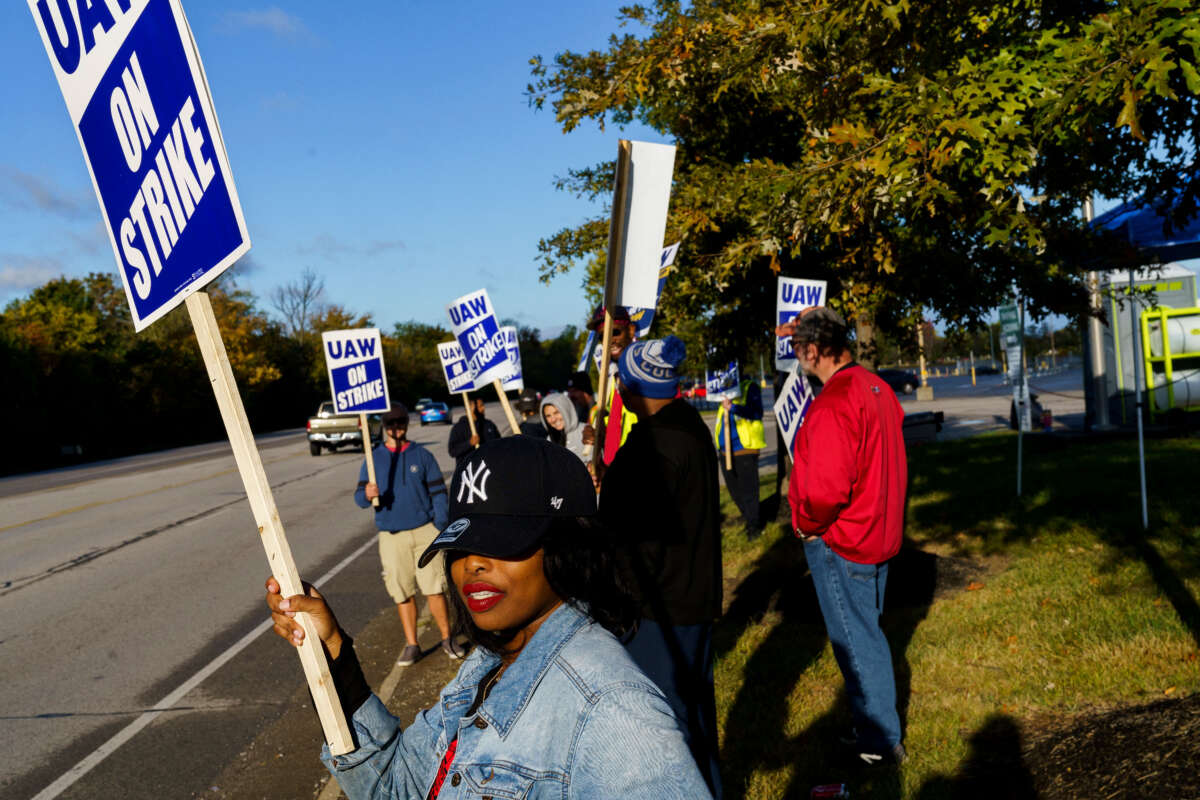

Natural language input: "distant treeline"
[0,272,582,476]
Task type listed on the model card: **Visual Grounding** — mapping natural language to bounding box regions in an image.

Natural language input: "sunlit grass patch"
[714,433,1200,799]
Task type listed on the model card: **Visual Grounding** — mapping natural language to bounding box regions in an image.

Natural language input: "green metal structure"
[1141,305,1200,420]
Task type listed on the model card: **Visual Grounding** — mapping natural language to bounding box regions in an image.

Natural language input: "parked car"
[875,368,919,395]
[413,397,434,411]
[419,401,452,426]
[306,402,382,456]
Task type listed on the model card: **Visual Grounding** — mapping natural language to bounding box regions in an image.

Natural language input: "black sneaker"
[396,644,422,667]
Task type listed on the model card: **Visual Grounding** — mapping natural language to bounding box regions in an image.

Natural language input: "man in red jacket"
[787,307,907,765]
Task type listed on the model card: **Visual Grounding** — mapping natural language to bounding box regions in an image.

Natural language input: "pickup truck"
[306,402,382,456]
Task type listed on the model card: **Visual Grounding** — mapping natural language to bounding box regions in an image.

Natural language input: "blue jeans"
[803,537,902,751]
[625,619,723,799]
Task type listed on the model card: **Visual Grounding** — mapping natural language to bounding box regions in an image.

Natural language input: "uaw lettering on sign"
[28,0,250,331]
[322,329,391,414]
[437,341,476,393]
[501,325,525,392]
[627,241,681,338]
[773,366,815,462]
[445,289,511,386]
[706,361,740,400]
[775,278,827,371]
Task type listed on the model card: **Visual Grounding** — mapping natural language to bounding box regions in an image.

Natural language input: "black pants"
[625,619,723,799]
[721,452,760,531]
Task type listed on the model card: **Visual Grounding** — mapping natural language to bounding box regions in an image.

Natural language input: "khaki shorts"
[377,522,447,603]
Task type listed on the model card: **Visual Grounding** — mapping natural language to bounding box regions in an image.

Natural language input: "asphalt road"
[0,408,478,800]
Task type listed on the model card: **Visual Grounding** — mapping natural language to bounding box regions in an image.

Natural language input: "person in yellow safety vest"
[586,304,639,465]
[714,378,766,538]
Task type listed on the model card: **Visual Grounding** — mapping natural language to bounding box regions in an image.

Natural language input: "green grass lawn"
[714,433,1200,799]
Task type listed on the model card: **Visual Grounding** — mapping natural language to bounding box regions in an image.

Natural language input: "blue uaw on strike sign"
[322,329,391,415]
[500,325,524,392]
[28,0,250,331]
[446,289,510,386]
[437,341,476,394]
[706,361,740,400]
[775,277,827,371]
[773,366,815,462]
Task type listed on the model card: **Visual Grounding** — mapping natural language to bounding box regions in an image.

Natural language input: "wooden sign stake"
[593,139,634,473]
[359,412,379,508]
[186,292,353,755]
[723,410,733,471]
[591,312,616,472]
[461,391,478,446]
[493,379,521,435]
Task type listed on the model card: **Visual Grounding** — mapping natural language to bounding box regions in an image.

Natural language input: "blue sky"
[2,2,1194,337]
[0,2,657,334]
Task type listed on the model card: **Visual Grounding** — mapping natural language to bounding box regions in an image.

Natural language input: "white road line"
[31,536,377,800]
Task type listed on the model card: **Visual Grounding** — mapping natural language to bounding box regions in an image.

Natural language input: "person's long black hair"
[443,515,636,654]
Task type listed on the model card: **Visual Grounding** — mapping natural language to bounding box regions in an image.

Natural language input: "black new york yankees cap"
[417,436,597,568]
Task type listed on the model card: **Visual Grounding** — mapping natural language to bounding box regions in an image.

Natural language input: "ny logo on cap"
[549,496,563,510]
[457,460,491,504]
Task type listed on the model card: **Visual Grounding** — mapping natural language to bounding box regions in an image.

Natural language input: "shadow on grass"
[906,433,1200,648]
[914,714,1038,800]
[716,537,943,798]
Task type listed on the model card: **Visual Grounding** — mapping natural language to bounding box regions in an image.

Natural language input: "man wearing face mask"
[787,307,908,767]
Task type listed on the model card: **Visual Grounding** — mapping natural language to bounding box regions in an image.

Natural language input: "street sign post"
[1000,300,1029,496]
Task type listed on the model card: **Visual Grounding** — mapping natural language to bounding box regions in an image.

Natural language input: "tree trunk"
[855,313,878,370]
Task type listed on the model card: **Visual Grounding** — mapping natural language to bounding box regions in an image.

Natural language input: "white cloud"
[0,166,90,219]
[0,255,67,292]
[296,234,406,261]
[364,239,406,256]
[221,8,316,41]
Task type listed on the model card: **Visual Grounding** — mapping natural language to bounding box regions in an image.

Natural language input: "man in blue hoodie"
[355,403,466,665]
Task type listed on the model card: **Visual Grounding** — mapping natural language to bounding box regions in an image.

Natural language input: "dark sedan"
[875,369,919,395]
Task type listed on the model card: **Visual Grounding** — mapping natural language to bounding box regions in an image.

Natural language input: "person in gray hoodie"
[539,392,594,463]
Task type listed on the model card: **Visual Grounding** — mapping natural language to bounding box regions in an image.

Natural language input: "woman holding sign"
[266,437,709,799]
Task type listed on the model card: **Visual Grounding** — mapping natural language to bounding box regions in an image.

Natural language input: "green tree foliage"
[528,0,1199,364]
[0,272,584,475]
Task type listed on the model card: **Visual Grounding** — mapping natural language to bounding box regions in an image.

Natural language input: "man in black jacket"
[447,396,501,464]
[598,335,723,799]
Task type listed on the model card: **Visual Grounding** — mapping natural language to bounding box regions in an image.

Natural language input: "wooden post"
[461,391,478,445]
[593,139,634,473]
[186,292,353,756]
[723,408,733,471]
[359,412,379,507]
[591,312,616,471]
[493,379,521,435]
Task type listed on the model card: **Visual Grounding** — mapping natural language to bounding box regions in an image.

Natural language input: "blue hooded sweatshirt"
[354,441,448,532]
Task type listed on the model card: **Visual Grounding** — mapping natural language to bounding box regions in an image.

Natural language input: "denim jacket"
[321,603,711,799]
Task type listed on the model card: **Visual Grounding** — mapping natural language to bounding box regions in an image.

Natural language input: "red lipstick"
[462,582,505,613]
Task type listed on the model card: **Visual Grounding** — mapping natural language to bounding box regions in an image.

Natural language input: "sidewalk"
[204,604,458,799]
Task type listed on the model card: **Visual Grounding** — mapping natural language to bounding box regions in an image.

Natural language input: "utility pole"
[1085,196,1112,429]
